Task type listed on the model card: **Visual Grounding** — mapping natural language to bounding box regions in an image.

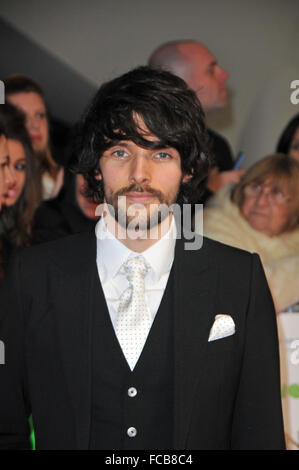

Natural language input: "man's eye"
[155,152,171,160]
[207,65,216,76]
[112,149,128,158]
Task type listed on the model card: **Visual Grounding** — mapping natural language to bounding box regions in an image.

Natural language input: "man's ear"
[182,174,192,183]
[94,170,102,181]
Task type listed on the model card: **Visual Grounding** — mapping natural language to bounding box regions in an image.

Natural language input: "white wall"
[1,0,299,165]
[239,65,299,167]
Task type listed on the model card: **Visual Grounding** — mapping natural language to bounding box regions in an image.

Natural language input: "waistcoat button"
[127,427,137,438]
[128,387,137,397]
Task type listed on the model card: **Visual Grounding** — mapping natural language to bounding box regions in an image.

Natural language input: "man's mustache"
[114,184,164,202]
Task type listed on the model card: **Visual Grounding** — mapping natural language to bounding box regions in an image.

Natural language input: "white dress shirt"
[96,216,177,333]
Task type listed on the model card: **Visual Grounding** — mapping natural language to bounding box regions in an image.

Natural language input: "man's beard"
[104,182,181,231]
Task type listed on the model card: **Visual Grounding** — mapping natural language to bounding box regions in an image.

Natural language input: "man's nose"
[129,155,151,184]
[219,66,229,82]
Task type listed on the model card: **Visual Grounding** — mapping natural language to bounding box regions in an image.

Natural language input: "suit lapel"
[173,236,218,449]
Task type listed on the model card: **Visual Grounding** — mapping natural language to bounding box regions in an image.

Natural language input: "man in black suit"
[148,40,245,201]
[0,67,285,450]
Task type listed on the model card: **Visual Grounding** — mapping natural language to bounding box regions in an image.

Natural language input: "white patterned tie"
[116,256,152,370]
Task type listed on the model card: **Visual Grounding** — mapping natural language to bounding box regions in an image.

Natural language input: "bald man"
[149,40,244,200]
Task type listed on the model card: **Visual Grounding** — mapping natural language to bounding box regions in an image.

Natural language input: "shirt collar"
[96,215,177,282]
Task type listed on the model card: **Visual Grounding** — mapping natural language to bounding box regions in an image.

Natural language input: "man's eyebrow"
[109,141,131,148]
[110,141,173,152]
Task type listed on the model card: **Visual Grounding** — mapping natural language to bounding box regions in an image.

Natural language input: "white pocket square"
[208,314,235,342]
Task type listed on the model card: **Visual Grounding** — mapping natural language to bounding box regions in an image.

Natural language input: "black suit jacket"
[0,232,285,450]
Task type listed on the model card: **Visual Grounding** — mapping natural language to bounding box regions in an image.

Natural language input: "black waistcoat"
[89,266,174,450]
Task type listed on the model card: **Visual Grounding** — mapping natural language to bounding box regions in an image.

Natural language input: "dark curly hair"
[72,66,212,204]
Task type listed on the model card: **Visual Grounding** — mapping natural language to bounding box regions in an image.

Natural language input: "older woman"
[201,154,299,312]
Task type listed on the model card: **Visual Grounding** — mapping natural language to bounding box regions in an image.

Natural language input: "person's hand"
[206,167,245,193]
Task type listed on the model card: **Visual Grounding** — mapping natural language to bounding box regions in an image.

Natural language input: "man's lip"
[124,192,155,202]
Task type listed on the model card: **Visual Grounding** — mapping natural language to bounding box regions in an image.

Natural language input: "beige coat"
[201,185,299,312]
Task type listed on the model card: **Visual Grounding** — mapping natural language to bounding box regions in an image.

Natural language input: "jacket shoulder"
[20,230,96,269]
[203,235,254,259]
[204,235,257,269]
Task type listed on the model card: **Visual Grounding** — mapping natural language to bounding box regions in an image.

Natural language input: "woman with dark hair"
[0,124,15,280]
[201,154,299,312]
[3,74,63,199]
[0,103,42,276]
[276,113,299,162]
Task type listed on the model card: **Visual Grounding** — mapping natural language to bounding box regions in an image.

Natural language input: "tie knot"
[123,256,148,283]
